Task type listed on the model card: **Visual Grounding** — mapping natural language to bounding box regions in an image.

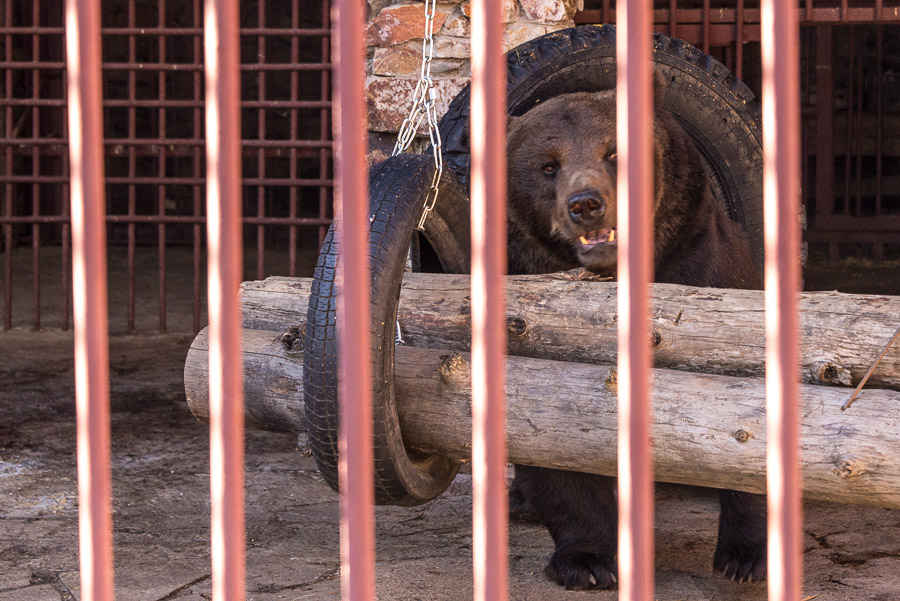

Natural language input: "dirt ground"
[2,253,900,600]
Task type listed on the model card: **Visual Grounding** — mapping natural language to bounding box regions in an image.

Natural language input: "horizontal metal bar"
[575,6,900,25]
[1,138,333,149]
[0,61,332,71]
[0,175,333,186]
[815,215,900,230]
[0,26,330,36]
[0,215,332,226]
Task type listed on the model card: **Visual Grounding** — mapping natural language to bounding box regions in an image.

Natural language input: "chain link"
[391,0,443,231]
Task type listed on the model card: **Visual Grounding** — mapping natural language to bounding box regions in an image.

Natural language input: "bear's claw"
[713,543,767,584]
[545,551,618,590]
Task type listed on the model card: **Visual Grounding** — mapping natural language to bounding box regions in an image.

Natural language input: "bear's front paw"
[545,551,618,590]
[713,539,767,583]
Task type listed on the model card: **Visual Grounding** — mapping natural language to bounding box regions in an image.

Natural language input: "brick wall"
[365,0,583,161]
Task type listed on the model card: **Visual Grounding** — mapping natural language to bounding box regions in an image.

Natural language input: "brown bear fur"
[505,86,766,590]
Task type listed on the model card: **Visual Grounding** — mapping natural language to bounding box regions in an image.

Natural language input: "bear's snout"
[567,190,607,226]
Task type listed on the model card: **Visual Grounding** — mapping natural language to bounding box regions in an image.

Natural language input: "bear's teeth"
[609,229,616,242]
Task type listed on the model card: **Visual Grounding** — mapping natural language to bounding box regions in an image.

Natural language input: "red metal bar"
[876,26,883,216]
[65,0,114,599]
[816,25,835,231]
[31,2,41,331]
[760,0,803,598]
[669,0,677,38]
[192,0,202,334]
[158,0,168,334]
[470,1,508,600]
[702,0,710,54]
[319,0,331,249]
[854,32,863,218]
[843,27,855,215]
[3,0,11,330]
[288,0,299,277]
[203,0,245,598]
[332,1,375,601]
[256,0,266,281]
[127,0,137,333]
[736,0,745,80]
[616,0,654,598]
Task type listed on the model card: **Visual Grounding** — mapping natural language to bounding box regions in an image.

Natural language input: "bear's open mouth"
[578,228,617,251]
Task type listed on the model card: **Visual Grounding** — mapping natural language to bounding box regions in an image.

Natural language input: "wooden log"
[185,327,900,509]
[240,275,900,389]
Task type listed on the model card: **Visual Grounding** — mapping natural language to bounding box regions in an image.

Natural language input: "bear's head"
[506,81,670,275]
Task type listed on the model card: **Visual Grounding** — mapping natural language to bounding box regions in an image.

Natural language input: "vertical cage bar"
[127,0,137,333]
[616,0,654,599]
[736,0,744,80]
[192,0,202,334]
[256,0,266,281]
[333,1,375,600]
[288,0,299,277]
[63,178,71,331]
[158,0,168,334]
[854,32,862,218]
[32,0,41,330]
[203,0,246,598]
[3,0,12,330]
[876,26,883,216]
[761,0,803,599]
[470,1,508,600]
[319,0,331,248]
[843,26,854,215]
[65,0,114,599]
[669,0,677,38]
[702,0,710,54]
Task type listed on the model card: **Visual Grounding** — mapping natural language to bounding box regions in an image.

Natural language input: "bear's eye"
[541,163,558,176]
[607,151,618,162]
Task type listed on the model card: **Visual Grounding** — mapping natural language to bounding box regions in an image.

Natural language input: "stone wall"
[365,0,583,161]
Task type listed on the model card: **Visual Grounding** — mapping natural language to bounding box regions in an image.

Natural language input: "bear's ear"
[652,68,668,108]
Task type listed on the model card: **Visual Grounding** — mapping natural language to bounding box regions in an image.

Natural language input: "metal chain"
[391,0,443,232]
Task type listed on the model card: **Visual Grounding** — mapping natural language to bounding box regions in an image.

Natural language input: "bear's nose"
[567,190,606,225]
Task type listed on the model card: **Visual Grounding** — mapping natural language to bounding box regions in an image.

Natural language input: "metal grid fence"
[1,0,332,332]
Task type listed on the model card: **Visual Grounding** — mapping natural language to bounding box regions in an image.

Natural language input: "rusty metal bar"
[31,1,41,331]
[3,0,11,330]
[193,0,202,334]
[319,0,331,249]
[470,1,508,600]
[158,0,168,334]
[844,26,855,215]
[617,0,654,598]
[204,0,246,599]
[736,0,745,80]
[702,0,710,54]
[854,31,863,218]
[576,6,900,27]
[126,0,137,333]
[256,0,266,281]
[65,0,114,599]
[761,0,803,599]
[332,1,375,600]
[288,0,299,277]
[669,0,677,38]
[816,25,835,241]
[876,26,883,217]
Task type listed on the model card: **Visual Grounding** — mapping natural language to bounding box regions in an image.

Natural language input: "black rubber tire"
[303,153,469,506]
[438,24,765,274]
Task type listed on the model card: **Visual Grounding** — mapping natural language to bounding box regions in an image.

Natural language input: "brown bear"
[505,83,766,590]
